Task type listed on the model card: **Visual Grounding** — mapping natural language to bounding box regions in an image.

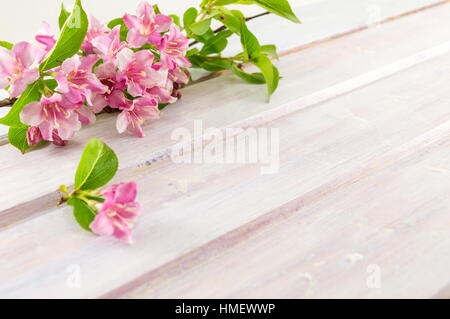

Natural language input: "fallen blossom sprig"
[60,138,140,244]
[0,0,299,153]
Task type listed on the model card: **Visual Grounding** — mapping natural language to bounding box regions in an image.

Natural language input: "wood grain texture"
[2,2,450,218]
[1,42,450,298]
[126,139,450,299]
[0,0,449,299]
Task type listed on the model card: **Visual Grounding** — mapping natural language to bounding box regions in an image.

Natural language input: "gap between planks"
[2,41,450,298]
[2,27,450,226]
[104,119,450,298]
[2,0,450,218]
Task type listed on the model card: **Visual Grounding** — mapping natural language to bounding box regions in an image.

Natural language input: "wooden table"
[0,0,449,298]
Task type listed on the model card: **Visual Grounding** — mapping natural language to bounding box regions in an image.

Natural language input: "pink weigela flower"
[124,1,172,48]
[90,182,141,244]
[55,54,108,108]
[116,48,168,97]
[91,26,128,61]
[90,61,128,112]
[0,42,40,98]
[116,96,160,138]
[20,93,82,142]
[26,126,43,146]
[82,15,110,54]
[158,24,191,70]
[35,22,56,62]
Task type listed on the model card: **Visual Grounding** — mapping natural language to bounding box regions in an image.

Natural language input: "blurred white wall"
[0,0,274,43]
[0,0,198,42]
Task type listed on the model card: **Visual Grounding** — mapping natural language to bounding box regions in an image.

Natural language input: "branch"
[0,13,271,107]
[189,11,271,47]
[0,97,16,108]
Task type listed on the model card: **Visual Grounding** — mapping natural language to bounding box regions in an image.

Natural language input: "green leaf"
[216,0,300,23]
[253,0,300,23]
[8,127,30,153]
[40,0,88,71]
[107,18,121,29]
[191,29,215,44]
[231,64,266,84]
[58,3,71,30]
[0,41,13,50]
[74,138,119,191]
[107,18,129,42]
[183,7,198,27]
[200,30,232,55]
[240,22,260,60]
[0,81,41,127]
[189,18,212,35]
[169,14,181,27]
[251,54,279,98]
[260,44,278,59]
[214,8,244,35]
[201,58,233,71]
[152,4,162,14]
[189,55,233,71]
[186,52,203,68]
[67,197,96,232]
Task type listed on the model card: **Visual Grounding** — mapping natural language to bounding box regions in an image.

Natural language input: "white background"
[0,0,283,42]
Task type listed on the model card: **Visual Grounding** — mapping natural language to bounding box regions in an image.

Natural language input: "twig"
[189,11,271,47]
[0,97,16,108]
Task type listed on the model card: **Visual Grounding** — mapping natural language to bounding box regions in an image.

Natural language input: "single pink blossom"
[82,15,110,54]
[0,42,40,97]
[158,24,191,70]
[55,54,107,106]
[90,61,128,112]
[35,22,56,62]
[116,96,160,138]
[90,182,140,244]
[116,48,167,96]
[20,93,82,142]
[91,26,127,61]
[124,1,172,48]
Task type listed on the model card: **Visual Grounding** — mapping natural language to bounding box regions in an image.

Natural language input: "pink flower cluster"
[2,1,191,146]
[90,182,140,244]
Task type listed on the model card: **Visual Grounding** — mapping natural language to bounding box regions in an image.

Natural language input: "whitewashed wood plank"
[125,140,450,299]
[1,3,450,216]
[0,49,449,298]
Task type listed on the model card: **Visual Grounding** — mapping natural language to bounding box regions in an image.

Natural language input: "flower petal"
[114,182,138,203]
[126,29,148,49]
[13,42,38,68]
[116,48,134,71]
[155,14,172,32]
[90,212,115,236]
[20,101,44,126]
[116,111,129,134]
